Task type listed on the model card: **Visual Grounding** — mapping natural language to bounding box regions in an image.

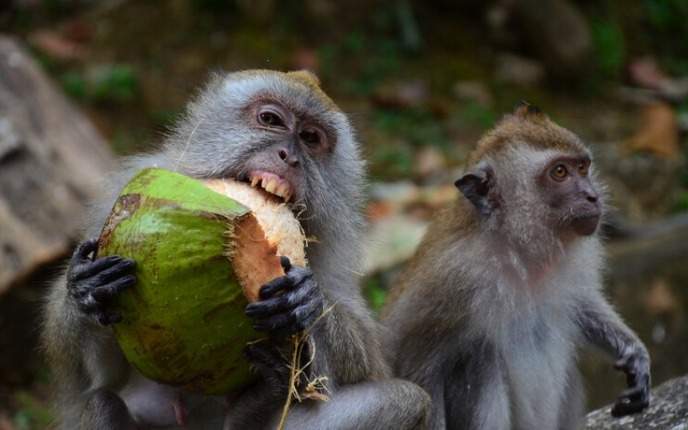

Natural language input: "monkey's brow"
[547,154,591,165]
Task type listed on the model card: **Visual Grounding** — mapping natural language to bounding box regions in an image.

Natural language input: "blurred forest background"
[1,0,688,428]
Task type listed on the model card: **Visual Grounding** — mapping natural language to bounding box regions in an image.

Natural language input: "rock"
[512,0,592,78]
[594,141,683,218]
[607,213,688,282]
[0,36,114,295]
[585,375,688,429]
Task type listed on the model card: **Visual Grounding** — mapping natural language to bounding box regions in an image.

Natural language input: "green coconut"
[97,168,307,395]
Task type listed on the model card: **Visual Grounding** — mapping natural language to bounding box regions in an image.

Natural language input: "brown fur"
[468,104,586,165]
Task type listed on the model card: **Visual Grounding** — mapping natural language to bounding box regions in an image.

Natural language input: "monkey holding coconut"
[43,70,431,429]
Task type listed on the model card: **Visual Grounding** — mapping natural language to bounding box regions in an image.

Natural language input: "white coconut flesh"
[203,179,307,302]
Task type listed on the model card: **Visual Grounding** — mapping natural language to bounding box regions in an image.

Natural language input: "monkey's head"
[455,103,603,251]
[165,69,364,236]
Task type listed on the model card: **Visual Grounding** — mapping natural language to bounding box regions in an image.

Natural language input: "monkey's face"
[537,154,601,236]
[168,70,364,228]
[234,99,332,204]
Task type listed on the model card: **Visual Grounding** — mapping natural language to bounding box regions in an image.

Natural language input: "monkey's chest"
[497,318,576,429]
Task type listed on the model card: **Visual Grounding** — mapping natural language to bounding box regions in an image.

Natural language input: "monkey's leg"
[80,389,139,430]
[576,293,651,416]
[223,379,429,430]
[274,379,431,430]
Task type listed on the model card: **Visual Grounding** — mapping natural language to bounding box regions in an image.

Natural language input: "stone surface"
[585,375,688,429]
[0,36,114,295]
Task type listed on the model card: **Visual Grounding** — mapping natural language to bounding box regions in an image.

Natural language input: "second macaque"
[382,103,650,430]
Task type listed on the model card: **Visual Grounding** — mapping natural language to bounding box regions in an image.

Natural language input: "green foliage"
[453,102,497,130]
[91,65,138,104]
[60,71,87,99]
[373,108,448,148]
[60,65,139,105]
[363,275,387,314]
[590,18,626,78]
[369,139,415,180]
[673,191,688,213]
[12,391,53,430]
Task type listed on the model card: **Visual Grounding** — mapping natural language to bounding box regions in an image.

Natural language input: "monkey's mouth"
[245,170,294,203]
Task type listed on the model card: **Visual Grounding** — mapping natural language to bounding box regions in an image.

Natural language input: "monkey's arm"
[575,292,650,416]
[42,239,138,428]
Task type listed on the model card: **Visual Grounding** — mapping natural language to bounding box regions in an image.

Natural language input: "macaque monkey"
[382,103,650,430]
[43,70,430,429]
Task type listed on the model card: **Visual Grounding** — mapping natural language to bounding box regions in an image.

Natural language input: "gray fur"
[42,70,429,429]
[382,142,648,430]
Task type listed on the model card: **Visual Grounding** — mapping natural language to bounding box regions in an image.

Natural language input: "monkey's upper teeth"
[263,178,278,195]
[247,171,293,202]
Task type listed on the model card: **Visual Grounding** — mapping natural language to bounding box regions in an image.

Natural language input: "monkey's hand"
[611,345,651,417]
[243,342,291,396]
[66,238,137,326]
[245,256,324,337]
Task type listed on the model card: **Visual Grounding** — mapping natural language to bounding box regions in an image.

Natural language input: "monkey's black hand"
[611,346,650,417]
[66,238,136,326]
[245,257,324,337]
[244,342,290,396]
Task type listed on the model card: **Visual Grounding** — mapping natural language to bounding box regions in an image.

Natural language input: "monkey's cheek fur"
[97,168,307,395]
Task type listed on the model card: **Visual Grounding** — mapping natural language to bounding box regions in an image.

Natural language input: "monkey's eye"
[577,161,589,176]
[299,126,327,150]
[550,164,568,181]
[258,110,285,128]
[300,129,320,145]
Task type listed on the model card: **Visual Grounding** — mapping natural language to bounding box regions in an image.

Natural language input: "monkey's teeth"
[264,178,278,195]
[250,176,260,187]
[275,184,291,201]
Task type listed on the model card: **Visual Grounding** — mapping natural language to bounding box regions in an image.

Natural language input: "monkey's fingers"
[95,311,123,326]
[91,275,137,302]
[259,266,313,300]
[611,395,649,417]
[252,297,322,335]
[70,256,127,282]
[72,238,99,262]
[246,279,318,318]
[611,382,650,417]
[90,260,137,286]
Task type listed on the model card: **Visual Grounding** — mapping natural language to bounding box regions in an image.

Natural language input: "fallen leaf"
[625,102,680,158]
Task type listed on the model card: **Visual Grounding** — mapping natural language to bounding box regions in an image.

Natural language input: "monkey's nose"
[278,148,300,168]
[586,193,598,203]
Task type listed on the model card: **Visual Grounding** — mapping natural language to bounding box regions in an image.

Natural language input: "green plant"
[590,18,626,78]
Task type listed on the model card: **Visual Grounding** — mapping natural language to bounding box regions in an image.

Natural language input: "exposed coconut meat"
[202,178,307,301]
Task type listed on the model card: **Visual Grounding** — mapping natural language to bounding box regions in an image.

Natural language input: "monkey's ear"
[514,100,546,121]
[454,164,496,217]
